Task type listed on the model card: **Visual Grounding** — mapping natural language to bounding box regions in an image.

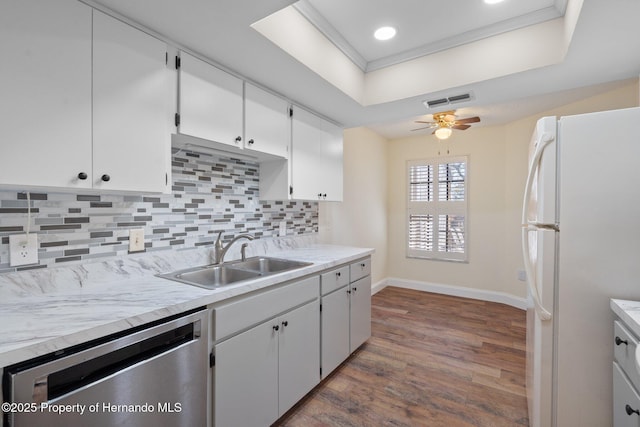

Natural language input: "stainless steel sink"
[171,265,261,288]
[229,257,312,274]
[158,257,312,290]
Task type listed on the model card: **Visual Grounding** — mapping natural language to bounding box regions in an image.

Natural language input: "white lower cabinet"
[211,258,371,425]
[213,317,278,427]
[350,275,372,353]
[613,362,640,427]
[211,276,320,427]
[613,319,640,426]
[321,285,350,378]
[320,257,372,379]
[278,301,320,416]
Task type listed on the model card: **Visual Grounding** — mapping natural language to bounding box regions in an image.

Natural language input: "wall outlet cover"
[517,270,526,282]
[9,233,38,267]
[279,221,287,237]
[129,228,145,252]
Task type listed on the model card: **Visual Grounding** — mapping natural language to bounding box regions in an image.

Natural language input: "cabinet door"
[179,52,243,147]
[214,320,278,427]
[291,107,322,200]
[321,286,350,379]
[278,300,320,416]
[0,0,92,189]
[613,362,640,427]
[245,83,289,158]
[93,11,170,193]
[350,276,372,352]
[322,119,344,201]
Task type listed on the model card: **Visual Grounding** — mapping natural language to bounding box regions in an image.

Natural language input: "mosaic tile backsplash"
[0,150,318,273]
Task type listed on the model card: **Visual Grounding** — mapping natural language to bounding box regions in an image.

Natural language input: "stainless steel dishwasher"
[2,308,208,427]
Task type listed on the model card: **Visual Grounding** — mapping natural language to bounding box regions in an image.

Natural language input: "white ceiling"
[296,0,567,71]
[89,0,640,139]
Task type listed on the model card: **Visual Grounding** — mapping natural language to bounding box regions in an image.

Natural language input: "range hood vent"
[423,92,474,109]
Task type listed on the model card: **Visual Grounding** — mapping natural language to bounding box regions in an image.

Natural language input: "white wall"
[318,127,388,285]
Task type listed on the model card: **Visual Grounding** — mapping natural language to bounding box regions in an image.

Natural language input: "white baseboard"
[371,279,388,295]
[377,277,527,310]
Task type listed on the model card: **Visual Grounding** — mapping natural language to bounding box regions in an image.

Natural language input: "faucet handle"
[241,243,249,261]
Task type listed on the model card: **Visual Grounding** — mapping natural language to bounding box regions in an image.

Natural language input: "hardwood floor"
[274,286,529,427]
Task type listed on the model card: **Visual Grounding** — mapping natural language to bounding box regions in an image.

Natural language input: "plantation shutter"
[407,157,468,261]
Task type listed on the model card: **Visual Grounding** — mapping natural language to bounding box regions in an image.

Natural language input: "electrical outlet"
[517,270,526,282]
[279,221,287,237]
[129,228,145,252]
[9,233,38,267]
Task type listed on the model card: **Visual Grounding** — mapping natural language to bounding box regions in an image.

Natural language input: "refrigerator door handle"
[522,226,552,320]
[521,133,554,321]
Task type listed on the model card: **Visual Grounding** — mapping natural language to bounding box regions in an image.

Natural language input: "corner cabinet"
[291,107,344,201]
[260,107,344,202]
[0,1,170,193]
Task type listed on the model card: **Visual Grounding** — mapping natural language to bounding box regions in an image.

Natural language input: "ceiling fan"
[412,110,480,139]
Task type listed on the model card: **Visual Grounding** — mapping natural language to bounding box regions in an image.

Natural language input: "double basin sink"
[159,257,312,290]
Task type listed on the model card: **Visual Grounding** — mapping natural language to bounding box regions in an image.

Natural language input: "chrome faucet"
[213,231,254,264]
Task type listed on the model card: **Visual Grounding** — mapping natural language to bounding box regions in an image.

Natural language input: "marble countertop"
[0,238,373,368]
[611,299,640,337]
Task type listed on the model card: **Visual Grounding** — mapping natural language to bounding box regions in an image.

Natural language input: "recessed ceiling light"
[484,0,505,4]
[374,26,396,41]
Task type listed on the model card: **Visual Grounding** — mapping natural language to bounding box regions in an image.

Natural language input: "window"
[407,157,468,261]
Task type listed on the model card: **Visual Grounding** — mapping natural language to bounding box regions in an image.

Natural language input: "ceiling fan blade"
[455,116,480,124]
[411,126,435,131]
[414,120,436,125]
[452,124,471,130]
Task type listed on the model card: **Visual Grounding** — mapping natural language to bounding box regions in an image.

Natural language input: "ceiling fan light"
[434,127,453,140]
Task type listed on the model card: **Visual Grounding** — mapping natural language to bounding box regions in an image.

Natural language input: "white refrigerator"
[523,107,640,427]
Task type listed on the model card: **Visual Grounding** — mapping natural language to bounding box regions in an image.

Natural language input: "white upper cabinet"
[93,11,170,193]
[0,0,92,189]
[290,107,344,201]
[244,83,290,159]
[178,51,243,148]
[321,118,344,202]
[0,2,170,193]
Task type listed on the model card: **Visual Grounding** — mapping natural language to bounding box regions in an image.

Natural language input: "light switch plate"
[129,228,145,252]
[9,233,38,267]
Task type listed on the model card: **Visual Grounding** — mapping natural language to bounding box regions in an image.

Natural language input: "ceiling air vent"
[423,92,474,109]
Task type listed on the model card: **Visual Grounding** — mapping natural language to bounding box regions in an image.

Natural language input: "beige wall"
[318,127,388,285]
[386,125,511,293]
[321,79,639,299]
[502,79,640,297]
[388,79,639,299]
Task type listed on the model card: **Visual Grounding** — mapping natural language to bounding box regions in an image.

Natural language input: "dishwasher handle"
[47,320,200,402]
[5,309,206,406]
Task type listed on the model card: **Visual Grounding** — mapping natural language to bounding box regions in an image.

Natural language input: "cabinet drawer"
[212,276,319,341]
[321,266,349,296]
[613,362,640,427]
[615,321,640,392]
[350,258,371,282]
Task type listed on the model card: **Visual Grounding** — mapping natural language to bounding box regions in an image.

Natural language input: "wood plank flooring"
[273,286,529,427]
